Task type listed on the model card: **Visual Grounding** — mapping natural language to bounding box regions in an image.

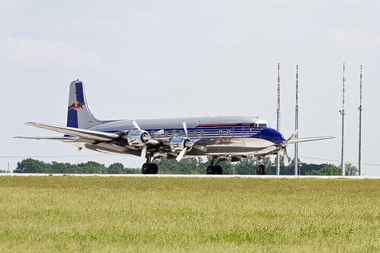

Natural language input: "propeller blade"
[151,129,164,137]
[176,147,187,162]
[141,143,147,159]
[287,129,299,142]
[182,122,188,137]
[132,120,142,131]
[283,147,289,166]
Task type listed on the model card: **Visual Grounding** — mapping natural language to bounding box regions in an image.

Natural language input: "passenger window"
[219,130,222,135]
[201,130,204,135]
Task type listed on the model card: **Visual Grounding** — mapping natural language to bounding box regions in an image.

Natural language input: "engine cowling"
[124,129,151,147]
[168,137,194,153]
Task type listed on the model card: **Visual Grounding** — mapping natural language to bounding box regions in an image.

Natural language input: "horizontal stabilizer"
[23,122,119,142]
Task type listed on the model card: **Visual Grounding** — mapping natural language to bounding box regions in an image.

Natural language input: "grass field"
[1,176,380,252]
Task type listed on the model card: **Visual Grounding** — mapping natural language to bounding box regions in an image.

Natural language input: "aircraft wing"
[14,136,79,141]
[19,122,119,142]
[288,136,335,144]
[254,136,335,157]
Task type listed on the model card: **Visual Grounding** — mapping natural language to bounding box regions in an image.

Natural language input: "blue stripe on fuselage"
[103,126,284,145]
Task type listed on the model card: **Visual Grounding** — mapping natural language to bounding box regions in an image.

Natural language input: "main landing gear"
[206,156,223,175]
[142,155,158,174]
[255,156,266,175]
[142,163,158,174]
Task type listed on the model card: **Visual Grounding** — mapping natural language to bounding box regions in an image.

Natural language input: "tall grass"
[0,176,379,252]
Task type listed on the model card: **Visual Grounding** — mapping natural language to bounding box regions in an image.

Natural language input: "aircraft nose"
[261,128,284,145]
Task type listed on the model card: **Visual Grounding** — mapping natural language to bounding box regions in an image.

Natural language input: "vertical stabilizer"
[67,80,102,129]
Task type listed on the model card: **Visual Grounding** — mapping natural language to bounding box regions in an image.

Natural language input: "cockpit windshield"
[249,123,269,130]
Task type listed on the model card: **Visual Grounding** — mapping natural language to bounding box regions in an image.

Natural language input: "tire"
[206,166,214,174]
[256,165,266,175]
[151,163,158,174]
[215,166,223,175]
[142,163,150,174]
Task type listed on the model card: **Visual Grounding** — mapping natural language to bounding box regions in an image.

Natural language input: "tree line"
[13,156,358,176]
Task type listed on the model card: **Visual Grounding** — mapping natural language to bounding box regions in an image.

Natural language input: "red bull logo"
[68,101,84,111]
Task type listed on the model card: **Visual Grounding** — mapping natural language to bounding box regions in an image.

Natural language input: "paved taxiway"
[1,173,380,179]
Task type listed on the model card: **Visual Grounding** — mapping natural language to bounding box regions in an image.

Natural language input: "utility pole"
[339,63,346,176]
[358,65,363,176]
[276,63,281,176]
[294,65,299,176]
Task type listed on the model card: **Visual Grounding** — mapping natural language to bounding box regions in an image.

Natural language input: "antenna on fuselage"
[294,65,299,176]
[276,63,281,176]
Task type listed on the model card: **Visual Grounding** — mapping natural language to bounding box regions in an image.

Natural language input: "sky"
[1,0,379,175]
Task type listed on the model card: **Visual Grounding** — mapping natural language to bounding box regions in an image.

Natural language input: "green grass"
[0,176,380,252]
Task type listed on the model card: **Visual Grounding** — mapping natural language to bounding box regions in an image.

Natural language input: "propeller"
[132,120,163,159]
[176,122,194,162]
[281,129,299,167]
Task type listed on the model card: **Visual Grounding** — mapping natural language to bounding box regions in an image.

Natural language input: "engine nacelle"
[124,129,151,147]
[168,137,194,153]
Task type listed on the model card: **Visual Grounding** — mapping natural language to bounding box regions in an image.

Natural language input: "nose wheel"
[255,156,266,175]
[256,164,266,175]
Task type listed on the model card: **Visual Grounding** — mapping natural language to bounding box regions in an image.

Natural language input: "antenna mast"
[276,63,281,176]
[358,65,363,176]
[340,63,346,176]
[294,65,299,175]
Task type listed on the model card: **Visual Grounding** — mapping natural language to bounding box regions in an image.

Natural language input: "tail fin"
[67,80,102,129]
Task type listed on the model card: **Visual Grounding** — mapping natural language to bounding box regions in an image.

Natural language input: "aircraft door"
[233,124,244,137]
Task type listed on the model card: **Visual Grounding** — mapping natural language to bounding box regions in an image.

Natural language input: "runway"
[1,173,380,179]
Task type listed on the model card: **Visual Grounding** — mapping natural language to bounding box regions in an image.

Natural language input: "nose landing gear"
[255,156,266,175]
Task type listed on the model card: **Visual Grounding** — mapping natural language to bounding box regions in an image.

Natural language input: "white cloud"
[0,37,99,69]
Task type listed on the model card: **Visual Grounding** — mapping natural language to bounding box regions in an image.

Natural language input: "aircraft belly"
[187,137,274,156]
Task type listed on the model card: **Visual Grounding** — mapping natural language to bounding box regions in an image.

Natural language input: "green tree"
[14,158,50,173]
[234,156,256,175]
[77,161,106,174]
[108,163,123,174]
[306,163,340,175]
[345,163,358,176]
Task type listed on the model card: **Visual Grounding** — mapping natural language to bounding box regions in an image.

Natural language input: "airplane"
[15,80,334,175]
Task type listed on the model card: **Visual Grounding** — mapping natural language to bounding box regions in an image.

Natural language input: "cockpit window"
[258,123,267,128]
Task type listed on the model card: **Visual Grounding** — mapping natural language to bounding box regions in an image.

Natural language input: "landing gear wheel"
[151,163,158,174]
[206,166,215,174]
[142,163,150,174]
[142,163,159,174]
[215,166,223,175]
[256,164,266,175]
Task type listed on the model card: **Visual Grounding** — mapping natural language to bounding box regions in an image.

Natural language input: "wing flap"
[23,122,119,142]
